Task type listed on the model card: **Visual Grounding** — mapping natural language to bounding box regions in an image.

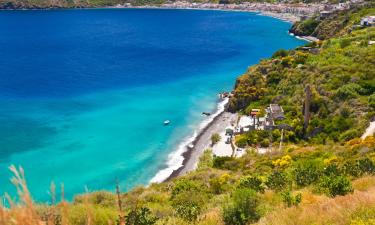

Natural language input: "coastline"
[0,2,326,23]
[150,97,232,183]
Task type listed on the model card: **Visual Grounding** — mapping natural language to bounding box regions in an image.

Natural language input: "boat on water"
[164,120,170,125]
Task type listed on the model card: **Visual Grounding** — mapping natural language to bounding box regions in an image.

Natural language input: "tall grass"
[256,186,375,225]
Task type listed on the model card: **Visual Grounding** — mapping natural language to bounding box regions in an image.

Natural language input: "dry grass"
[256,187,375,225]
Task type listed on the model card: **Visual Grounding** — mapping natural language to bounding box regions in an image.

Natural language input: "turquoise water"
[0,9,305,201]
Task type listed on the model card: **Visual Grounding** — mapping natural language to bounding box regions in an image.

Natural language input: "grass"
[256,186,375,225]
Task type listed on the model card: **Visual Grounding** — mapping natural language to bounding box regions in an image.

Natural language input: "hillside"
[0,0,365,9]
[1,4,375,225]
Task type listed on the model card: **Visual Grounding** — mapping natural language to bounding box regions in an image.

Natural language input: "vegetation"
[211,133,221,146]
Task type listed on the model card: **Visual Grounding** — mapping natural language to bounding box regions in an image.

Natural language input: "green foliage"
[213,156,239,170]
[344,158,375,178]
[171,192,203,222]
[222,188,260,225]
[294,159,324,187]
[197,149,213,170]
[281,191,302,207]
[211,133,221,146]
[238,176,265,193]
[317,175,353,197]
[125,207,158,225]
[265,171,289,191]
[336,83,362,100]
[271,49,289,58]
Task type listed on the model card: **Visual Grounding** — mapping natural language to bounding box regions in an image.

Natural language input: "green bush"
[260,138,270,147]
[211,133,221,146]
[222,188,260,225]
[238,176,265,193]
[171,191,205,222]
[171,179,201,199]
[281,191,302,208]
[213,156,238,170]
[294,160,323,187]
[125,207,158,225]
[265,171,289,191]
[343,158,375,178]
[317,175,353,197]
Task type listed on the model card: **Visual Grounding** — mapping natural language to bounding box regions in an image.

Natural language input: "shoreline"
[150,97,231,183]
[0,2,327,23]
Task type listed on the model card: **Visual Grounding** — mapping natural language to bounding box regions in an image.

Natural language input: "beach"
[167,110,237,180]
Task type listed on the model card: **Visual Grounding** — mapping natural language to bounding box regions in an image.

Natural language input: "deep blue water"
[0,8,305,201]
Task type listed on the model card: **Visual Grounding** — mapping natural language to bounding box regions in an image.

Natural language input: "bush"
[281,191,302,208]
[171,179,201,199]
[344,158,375,177]
[260,138,270,147]
[171,191,204,222]
[294,160,323,187]
[213,156,238,170]
[222,188,260,225]
[211,133,221,146]
[317,175,353,197]
[125,207,158,225]
[235,135,248,148]
[210,173,231,194]
[265,171,289,191]
[272,49,288,58]
[238,176,265,193]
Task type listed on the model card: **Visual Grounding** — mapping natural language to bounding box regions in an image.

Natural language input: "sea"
[0,8,305,202]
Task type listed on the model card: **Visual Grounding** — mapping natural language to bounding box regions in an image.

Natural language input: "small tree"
[211,133,221,146]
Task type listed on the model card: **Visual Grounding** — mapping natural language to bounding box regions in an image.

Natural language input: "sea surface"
[0,8,305,202]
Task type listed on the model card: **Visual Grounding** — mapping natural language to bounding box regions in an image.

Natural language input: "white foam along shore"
[149,97,229,184]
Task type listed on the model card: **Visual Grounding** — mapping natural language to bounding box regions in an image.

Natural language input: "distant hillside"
[0,0,364,9]
[290,3,375,39]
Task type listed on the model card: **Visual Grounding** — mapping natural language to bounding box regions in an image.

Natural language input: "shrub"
[235,135,248,148]
[171,179,201,199]
[210,173,231,194]
[213,156,238,170]
[271,49,288,58]
[317,175,353,197]
[265,171,289,191]
[172,192,204,222]
[125,207,158,225]
[211,133,221,146]
[238,176,265,193]
[294,160,323,187]
[344,158,375,178]
[222,188,260,225]
[336,83,362,100]
[281,191,302,208]
[260,138,270,147]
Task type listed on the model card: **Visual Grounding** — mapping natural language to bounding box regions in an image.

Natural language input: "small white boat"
[164,120,170,125]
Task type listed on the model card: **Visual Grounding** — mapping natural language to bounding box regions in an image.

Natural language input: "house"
[267,104,285,120]
[360,16,375,27]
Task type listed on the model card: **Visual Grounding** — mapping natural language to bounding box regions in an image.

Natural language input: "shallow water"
[0,8,305,201]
